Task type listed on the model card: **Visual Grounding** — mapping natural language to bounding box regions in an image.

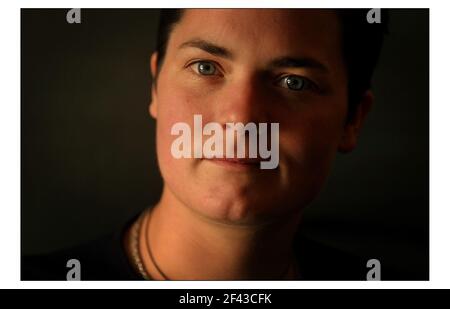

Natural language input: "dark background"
[21,9,429,279]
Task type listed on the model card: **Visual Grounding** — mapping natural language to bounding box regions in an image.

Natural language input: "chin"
[190,188,285,225]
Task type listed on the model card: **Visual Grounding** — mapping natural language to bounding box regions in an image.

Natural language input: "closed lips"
[206,158,261,165]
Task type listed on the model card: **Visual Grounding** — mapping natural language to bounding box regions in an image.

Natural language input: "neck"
[137,186,302,280]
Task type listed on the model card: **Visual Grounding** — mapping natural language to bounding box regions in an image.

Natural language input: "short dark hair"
[154,9,388,123]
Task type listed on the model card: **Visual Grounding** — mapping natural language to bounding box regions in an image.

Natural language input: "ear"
[338,90,374,153]
[149,52,159,119]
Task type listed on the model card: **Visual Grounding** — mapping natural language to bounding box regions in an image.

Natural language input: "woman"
[22,8,388,280]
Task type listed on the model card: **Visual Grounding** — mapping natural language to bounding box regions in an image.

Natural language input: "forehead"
[167,9,343,65]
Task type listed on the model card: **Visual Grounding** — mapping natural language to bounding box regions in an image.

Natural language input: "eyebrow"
[178,38,328,72]
[179,39,234,59]
[269,57,328,73]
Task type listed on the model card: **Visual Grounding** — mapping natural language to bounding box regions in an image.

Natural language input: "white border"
[1,0,448,289]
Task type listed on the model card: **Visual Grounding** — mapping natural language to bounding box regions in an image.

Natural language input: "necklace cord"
[144,207,170,280]
[130,210,151,280]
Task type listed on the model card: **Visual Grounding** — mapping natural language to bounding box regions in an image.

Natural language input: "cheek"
[154,78,214,183]
[155,94,191,180]
[280,100,347,182]
[154,71,220,162]
[305,115,344,154]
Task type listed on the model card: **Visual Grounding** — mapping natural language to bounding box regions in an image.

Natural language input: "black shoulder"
[295,237,409,280]
[22,232,140,281]
[22,249,72,280]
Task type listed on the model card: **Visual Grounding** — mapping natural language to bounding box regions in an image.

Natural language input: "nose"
[215,74,270,127]
[211,74,274,160]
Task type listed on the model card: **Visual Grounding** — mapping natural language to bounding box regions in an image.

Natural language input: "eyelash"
[187,60,318,92]
[188,60,223,77]
[275,75,317,92]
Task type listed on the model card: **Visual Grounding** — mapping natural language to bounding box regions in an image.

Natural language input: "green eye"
[280,75,309,91]
[195,61,217,75]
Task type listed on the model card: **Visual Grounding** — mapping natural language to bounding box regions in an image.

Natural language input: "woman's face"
[150,9,355,224]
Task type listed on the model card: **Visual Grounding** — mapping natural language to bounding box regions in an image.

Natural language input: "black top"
[21,212,401,281]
